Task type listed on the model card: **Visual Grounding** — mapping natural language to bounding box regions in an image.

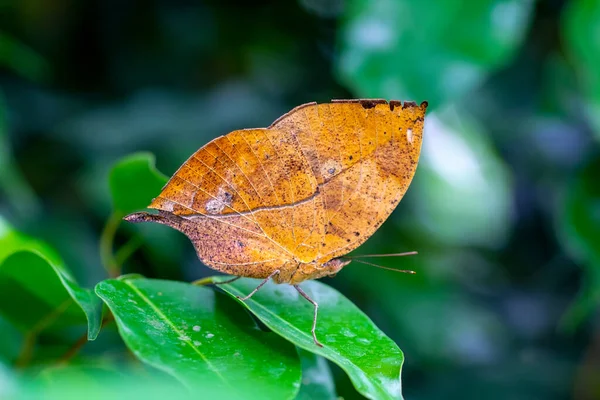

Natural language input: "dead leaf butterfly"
[126,99,428,346]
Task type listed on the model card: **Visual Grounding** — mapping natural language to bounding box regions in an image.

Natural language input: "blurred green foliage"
[1,0,600,398]
[563,0,600,136]
[108,153,167,217]
[338,0,534,106]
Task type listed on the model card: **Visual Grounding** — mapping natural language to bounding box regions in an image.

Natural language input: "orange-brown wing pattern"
[149,128,317,217]
[145,99,426,276]
[271,100,427,264]
[148,126,328,267]
[127,210,290,279]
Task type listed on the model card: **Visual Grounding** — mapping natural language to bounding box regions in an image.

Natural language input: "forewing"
[272,100,427,264]
[148,127,327,263]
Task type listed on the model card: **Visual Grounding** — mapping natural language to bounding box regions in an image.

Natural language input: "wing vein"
[216,137,266,205]
[191,154,294,257]
[261,130,298,248]
[307,106,328,248]
[240,131,282,204]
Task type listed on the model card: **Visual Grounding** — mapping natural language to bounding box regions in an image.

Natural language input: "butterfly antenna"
[346,251,418,259]
[349,258,416,274]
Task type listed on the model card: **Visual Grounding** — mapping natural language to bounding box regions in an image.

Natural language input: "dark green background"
[1,0,600,398]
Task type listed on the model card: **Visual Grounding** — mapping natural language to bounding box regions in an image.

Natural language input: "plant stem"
[114,235,144,267]
[14,332,37,369]
[56,314,115,366]
[14,299,73,368]
[100,212,122,278]
[191,277,217,286]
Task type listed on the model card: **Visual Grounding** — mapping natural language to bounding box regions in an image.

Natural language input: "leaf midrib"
[122,280,232,389]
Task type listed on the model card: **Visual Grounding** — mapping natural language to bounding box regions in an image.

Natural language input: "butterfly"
[125,99,428,346]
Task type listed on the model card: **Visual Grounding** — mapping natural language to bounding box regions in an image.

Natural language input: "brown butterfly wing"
[143,99,426,279]
[271,100,427,264]
[146,126,328,278]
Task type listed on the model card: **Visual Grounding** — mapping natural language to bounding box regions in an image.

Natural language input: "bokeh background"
[2,0,600,398]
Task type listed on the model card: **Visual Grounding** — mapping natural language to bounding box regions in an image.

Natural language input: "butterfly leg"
[237,270,280,301]
[293,285,323,347]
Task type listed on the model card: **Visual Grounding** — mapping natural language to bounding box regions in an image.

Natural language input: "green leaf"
[17,365,192,400]
[558,156,600,327]
[563,0,600,139]
[296,348,337,400]
[0,218,103,340]
[217,277,404,400]
[108,152,168,216]
[337,0,534,106]
[342,261,509,365]
[95,278,302,399]
[562,156,600,272]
